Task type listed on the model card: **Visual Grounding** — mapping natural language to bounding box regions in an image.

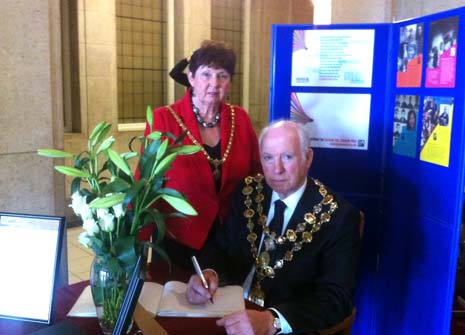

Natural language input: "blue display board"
[269,7,465,335]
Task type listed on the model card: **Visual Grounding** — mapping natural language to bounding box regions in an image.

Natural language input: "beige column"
[80,0,118,132]
[0,0,68,287]
[0,0,65,216]
[394,0,464,21]
[172,0,211,101]
[332,0,393,23]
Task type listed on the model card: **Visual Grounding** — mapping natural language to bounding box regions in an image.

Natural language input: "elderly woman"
[143,40,261,269]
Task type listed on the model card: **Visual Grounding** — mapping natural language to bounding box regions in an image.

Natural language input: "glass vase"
[90,256,131,335]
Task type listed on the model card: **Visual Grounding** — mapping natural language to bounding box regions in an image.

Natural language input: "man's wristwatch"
[269,309,282,333]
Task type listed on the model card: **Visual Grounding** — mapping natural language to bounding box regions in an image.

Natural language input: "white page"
[0,216,60,322]
[157,281,245,318]
[67,282,164,317]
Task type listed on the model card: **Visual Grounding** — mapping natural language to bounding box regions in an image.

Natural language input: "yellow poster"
[420,96,454,167]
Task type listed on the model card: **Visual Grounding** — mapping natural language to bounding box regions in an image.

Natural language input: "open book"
[68,281,245,318]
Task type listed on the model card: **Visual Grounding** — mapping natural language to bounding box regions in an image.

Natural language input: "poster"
[425,16,459,88]
[290,92,371,150]
[291,29,375,87]
[396,23,424,87]
[392,95,420,158]
[420,96,454,167]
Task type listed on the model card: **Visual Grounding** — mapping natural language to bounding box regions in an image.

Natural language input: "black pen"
[191,256,214,304]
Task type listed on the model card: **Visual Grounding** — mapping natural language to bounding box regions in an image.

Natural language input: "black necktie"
[258,199,287,298]
[270,200,286,235]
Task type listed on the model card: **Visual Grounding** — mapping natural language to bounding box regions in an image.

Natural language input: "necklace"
[242,174,338,307]
[167,104,235,181]
[192,102,221,128]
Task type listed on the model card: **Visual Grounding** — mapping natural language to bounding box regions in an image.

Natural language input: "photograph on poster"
[420,96,454,167]
[397,23,423,87]
[289,92,371,150]
[291,29,375,88]
[392,95,419,158]
[425,16,458,88]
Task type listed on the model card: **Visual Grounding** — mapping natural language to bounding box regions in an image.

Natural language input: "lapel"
[175,90,216,194]
[219,103,233,189]
[286,179,320,231]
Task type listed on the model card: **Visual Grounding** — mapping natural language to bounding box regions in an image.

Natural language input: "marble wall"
[0,0,65,216]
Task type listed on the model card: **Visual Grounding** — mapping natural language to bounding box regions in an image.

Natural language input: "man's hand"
[216,309,277,335]
[185,270,218,304]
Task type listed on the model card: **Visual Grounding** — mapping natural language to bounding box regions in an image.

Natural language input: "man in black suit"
[186,120,361,335]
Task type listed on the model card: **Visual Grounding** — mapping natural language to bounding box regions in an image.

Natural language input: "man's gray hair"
[258,120,311,157]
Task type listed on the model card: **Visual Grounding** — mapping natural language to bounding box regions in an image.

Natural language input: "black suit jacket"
[201,177,361,334]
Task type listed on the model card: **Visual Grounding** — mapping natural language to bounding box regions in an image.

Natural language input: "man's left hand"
[216,309,276,335]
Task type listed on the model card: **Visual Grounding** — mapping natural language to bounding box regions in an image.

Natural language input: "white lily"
[78,231,93,248]
[83,217,100,236]
[97,208,115,232]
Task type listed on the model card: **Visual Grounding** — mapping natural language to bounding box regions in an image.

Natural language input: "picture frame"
[0,212,65,324]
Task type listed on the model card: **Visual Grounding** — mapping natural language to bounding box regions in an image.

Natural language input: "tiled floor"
[67,227,93,284]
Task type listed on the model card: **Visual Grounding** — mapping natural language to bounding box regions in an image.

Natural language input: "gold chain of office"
[167,104,235,180]
[242,174,338,306]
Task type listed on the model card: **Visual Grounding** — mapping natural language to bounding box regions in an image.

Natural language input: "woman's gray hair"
[258,120,311,157]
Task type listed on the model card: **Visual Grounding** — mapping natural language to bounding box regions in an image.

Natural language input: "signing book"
[68,281,244,318]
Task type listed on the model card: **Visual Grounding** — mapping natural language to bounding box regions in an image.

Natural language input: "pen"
[191,256,214,304]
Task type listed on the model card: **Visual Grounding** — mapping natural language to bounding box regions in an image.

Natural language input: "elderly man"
[187,120,361,335]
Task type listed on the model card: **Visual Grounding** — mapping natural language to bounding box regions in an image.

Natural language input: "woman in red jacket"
[143,40,261,269]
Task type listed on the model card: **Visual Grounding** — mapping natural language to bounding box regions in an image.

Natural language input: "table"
[0,262,258,335]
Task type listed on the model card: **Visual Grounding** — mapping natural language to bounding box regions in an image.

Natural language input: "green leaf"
[91,122,112,147]
[96,136,115,154]
[168,145,201,155]
[147,131,162,141]
[161,194,198,215]
[107,148,132,177]
[102,177,131,194]
[90,193,125,208]
[158,187,185,198]
[55,166,90,178]
[37,149,74,158]
[113,236,138,274]
[121,152,138,161]
[75,155,90,169]
[156,139,169,160]
[142,209,165,244]
[89,121,108,142]
[70,178,82,195]
[153,152,177,177]
[123,179,147,208]
[146,105,153,129]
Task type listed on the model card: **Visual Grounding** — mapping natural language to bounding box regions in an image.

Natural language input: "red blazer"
[142,90,261,250]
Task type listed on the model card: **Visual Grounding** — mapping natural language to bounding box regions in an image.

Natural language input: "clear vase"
[90,256,131,335]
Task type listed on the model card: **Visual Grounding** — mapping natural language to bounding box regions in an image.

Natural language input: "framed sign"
[0,212,65,324]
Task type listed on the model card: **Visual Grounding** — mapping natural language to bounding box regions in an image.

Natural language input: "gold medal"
[258,251,270,266]
[244,208,255,218]
[323,194,334,205]
[305,213,316,224]
[247,232,257,243]
[286,229,297,242]
[242,185,253,195]
[248,284,265,307]
[302,231,313,243]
